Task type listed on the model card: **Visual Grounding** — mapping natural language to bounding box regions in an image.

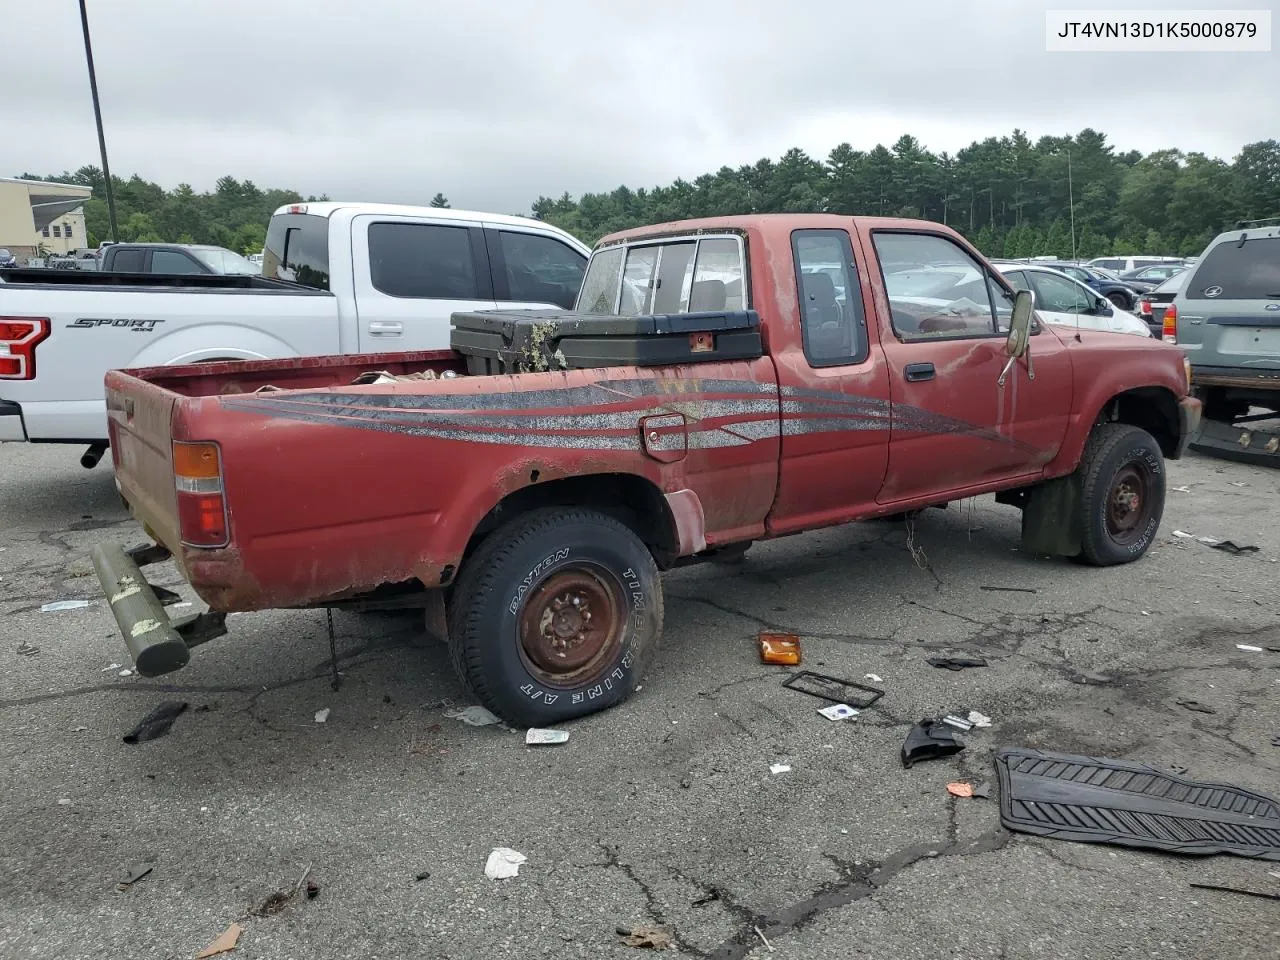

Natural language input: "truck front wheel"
[447,507,662,726]
[1076,423,1166,566]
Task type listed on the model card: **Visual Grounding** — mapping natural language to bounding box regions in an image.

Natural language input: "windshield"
[1186,236,1280,300]
[1091,267,1122,281]
[192,247,261,275]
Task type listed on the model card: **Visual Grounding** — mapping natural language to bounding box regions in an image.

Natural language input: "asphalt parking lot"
[2,443,1278,960]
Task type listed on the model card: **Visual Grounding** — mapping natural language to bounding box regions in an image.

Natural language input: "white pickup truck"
[0,202,589,465]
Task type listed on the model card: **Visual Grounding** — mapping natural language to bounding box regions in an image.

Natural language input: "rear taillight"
[1139,299,1150,316]
[173,441,229,547]
[0,317,51,380]
[1162,304,1177,343]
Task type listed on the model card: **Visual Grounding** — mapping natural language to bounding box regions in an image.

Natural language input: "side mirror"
[1096,297,1112,315]
[999,289,1035,386]
[1006,289,1034,357]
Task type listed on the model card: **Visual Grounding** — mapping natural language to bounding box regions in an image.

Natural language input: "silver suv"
[1168,219,1280,426]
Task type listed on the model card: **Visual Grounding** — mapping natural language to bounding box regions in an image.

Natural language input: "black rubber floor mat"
[995,748,1280,861]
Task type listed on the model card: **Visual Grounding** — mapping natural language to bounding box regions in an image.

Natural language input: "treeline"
[531,130,1280,259]
[22,129,1280,259]
[18,167,315,253]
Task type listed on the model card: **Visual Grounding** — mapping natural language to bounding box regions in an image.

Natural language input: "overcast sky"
[3,0,1276,213]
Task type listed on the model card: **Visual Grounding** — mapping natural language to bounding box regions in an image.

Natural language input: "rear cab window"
[367,222,482,299]
[264,213,331,290]
[792,229,867,366]
[1186,236,1280,301]
[574,234,747,315]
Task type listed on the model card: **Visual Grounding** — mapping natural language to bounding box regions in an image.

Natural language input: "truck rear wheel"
[446,507,662,726]
[1075,423,1165,566]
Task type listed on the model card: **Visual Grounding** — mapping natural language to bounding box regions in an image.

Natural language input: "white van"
[1087,255,1185,273]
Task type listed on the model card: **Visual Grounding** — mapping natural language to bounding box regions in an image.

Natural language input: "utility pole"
[1064,149,1075,263]
[78,0,119,242]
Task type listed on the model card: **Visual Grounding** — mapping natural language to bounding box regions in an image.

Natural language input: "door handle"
[904,362,935,382]
[368,321,403,337]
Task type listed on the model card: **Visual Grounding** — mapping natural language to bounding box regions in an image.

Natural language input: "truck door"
[867,230,1072,504]
[351,214,497,353]
[767,227,893,535]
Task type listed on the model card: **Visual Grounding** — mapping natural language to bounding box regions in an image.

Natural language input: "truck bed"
[0,267,312,292]
[121,349,466,397]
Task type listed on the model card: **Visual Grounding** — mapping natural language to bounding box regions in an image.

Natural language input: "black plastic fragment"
[122,701,189,744]
[926,657,989,671]
[901,720,965,768]
[996,747,1280,861]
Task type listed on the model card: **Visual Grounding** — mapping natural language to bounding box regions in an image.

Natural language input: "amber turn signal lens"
[172,441,222,479]
[758,631,802,665]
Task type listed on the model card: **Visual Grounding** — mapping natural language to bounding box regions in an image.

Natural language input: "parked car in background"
[1034,262,1140,310]
[0,248,17,269]
[1136,271,1187,337]
[1166,220,1280,446]
[1089,255,1185,274]
[248,252,264,267]
[0,202,590,462]
[1116,263,1186,296]
[102,243,262,275]
[992,262,1151,336]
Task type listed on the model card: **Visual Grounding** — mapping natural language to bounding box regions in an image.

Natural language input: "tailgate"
[105,369,183,553]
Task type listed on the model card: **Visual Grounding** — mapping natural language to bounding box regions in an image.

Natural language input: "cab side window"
[792,229,867,365]
[1029,271,1092,313]
[872,232,999,341]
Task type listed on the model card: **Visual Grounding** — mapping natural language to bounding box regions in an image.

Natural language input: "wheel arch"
[459,472,681,577]
[1100,386,1181,458]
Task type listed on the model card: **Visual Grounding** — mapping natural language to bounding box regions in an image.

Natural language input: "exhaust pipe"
[81,442,108,469]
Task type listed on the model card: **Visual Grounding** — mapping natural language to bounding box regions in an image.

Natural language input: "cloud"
[3,0,1275,213]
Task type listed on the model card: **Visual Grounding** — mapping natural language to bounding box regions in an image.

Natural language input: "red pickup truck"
[94,214,1200,725]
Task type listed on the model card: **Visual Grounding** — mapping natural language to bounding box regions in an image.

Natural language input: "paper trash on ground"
[445,705,503,727]
[525,728,569,745]
[314,708,330,724]
[770,763,792,775]
[484,847,527,879]
[817,704,859,721]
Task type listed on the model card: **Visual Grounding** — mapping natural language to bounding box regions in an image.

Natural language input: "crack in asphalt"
[700,827,1012,959]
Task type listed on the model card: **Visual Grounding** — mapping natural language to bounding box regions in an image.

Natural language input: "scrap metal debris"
[783,671,884,708]
[16,641,38,657]
[484,847,527,879]
[616,925,673,950]
[863,673,883,683]
[1189,882,1280,902]
[967,711,993,728]
[758,632,801,665]
[926,657,988,671]
[446,705,503,727]
[525,728,569,746]
[122,701,189,745]
[1237,644,1264,653]
[753,926,775,952]
[971,782,992,799]
[115,862,153,892]
[770,763,792,775]
[901,720,964,767]
[1176,699,1217,714]
[41,599,91,612]
[942,714,974,732]
[1173,531,1260,554]
[195,923,243,959]
[414,870,431,882]
[313,708,331,723]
